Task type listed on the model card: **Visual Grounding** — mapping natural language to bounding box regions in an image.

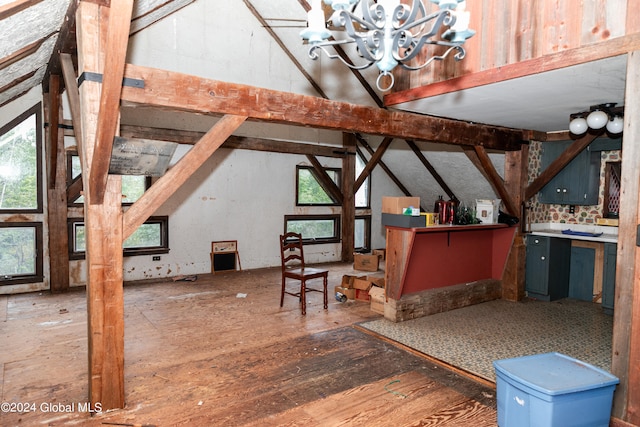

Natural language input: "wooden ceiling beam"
[405,139,456,202]
[0,0,42,20]
[123,114,247,240]
[355,137,392,193]
[60,53,84,163]
[119,124,350,158]
[88,0,134,204]
[120,64,526,151]
[306,154,343,205]
[0,34,49,71]
[472,146,518,217]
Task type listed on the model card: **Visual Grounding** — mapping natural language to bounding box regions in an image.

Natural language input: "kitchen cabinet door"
[525,236,571,301]
[539,141,600,205]
[569,246,596,301]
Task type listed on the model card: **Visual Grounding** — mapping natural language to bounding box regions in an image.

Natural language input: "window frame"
[66,152,151,206]
[354,214,372,252]
[295,165,341,206]
[0,104,43,214]
[355,152,371,209]
[68,216,169,260]
[0,221,44,285]
[284,214,341,245]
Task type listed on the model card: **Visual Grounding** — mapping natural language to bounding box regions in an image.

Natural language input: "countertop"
[528,223,618,244]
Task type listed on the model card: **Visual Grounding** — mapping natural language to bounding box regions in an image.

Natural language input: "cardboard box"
[372,248,386,260]
[341,275,356,288]
[355,288,370,301]
[369,286,385,314]
[382,197,420,214]
[381,213,426,228]
[334,285,355,300]
[368,275,385,288]
[354,253,380,272]
[422,212,436,226]
[353,276,372,291]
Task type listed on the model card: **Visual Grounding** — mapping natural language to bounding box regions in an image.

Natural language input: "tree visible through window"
[0,112,38,210]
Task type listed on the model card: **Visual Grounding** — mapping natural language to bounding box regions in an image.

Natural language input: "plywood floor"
[0,263,496,426]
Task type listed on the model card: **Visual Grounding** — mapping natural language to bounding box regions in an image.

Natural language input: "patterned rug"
[358,298,613,382]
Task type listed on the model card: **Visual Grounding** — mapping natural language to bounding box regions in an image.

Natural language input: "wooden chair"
[279,232,328,315]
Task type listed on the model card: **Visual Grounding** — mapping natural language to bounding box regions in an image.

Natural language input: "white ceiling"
[389,55,628,133]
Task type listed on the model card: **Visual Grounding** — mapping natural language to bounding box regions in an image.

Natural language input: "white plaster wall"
[20,1,505,286]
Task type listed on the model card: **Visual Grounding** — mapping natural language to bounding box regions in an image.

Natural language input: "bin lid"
[493,352,619,396]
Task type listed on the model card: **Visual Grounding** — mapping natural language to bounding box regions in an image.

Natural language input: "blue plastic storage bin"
[493,352,619,427]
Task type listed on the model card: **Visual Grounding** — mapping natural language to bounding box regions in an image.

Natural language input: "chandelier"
[569,103,624,135]
[300,0,475,91]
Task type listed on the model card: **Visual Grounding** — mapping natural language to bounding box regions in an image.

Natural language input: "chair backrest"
[280,232,306,272]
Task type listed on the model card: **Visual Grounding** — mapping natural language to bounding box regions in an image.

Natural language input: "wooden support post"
[501,146,528,302]
[46,74,70,293]
[342,133,356,261]
[76,1,125,410]
[611,50,640,423]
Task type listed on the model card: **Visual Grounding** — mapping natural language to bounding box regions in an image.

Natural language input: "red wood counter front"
[385,224,517,300]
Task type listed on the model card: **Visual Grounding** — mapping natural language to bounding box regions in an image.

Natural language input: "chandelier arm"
[396,8,451,33]
[394,14,457,63]
[399,45,465,71]
[308,44,376,70]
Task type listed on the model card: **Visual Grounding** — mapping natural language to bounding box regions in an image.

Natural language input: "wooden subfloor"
[0,263,496,426]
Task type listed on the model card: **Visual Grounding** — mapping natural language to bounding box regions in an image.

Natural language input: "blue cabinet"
[569,246,596,301]
[539,141,601,205]
[602,243,617,314]
[526,236,571,301]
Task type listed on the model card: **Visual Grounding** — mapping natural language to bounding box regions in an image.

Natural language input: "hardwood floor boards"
[0,263,496,426]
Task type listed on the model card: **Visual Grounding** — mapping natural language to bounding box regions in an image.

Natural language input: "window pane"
[355,154,370,208]
[71,219,164,256]
[74,224,86,252]
[355,218,365,248]
[0,227,36,276]
[124,223,161,248]
[71,155,146,204]
[122,176,147,203]
[287,219,336,239]
[297,167,338,205]
[0,114,37,209]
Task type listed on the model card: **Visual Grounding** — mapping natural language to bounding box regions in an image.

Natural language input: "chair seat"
[284,267,328,280]
[279,232,329,315]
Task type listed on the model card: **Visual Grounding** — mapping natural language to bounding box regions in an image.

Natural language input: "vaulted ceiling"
[0,0,629,134]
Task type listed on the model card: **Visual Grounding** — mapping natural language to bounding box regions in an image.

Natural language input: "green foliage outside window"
[286,218,336,239]
[297,168,338,205]
[70,155,146,204]
[0,115,37,209]
[0,227,35,276]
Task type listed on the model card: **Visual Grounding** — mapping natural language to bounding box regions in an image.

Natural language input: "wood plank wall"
[394,0,640,91]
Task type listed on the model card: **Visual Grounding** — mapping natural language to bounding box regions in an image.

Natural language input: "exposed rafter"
[120,64,527,151]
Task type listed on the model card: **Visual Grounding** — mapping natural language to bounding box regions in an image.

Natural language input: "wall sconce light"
[569,103,624,135]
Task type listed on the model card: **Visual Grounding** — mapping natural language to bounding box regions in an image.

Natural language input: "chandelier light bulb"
[606,116,624,134]
[569,117,588,135]
[586,110,608,130]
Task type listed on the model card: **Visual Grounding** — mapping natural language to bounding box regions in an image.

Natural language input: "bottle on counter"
[435,195,447,225]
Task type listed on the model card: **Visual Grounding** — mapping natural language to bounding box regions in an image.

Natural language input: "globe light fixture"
[300,0,475,91]
[586,110,608,130]
[569,103,624,135]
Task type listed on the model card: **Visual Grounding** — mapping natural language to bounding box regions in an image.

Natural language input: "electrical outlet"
[569,205,575,214]
[152,256,161,261]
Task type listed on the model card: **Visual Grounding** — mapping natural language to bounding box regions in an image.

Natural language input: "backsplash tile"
[527,140,620,225]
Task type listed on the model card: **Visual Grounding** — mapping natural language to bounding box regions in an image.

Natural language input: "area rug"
[358,298,613,382]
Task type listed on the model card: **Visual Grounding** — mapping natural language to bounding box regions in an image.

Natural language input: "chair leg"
[280,277,285,307]
[301,280,306,315]
[323,274,328,310]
